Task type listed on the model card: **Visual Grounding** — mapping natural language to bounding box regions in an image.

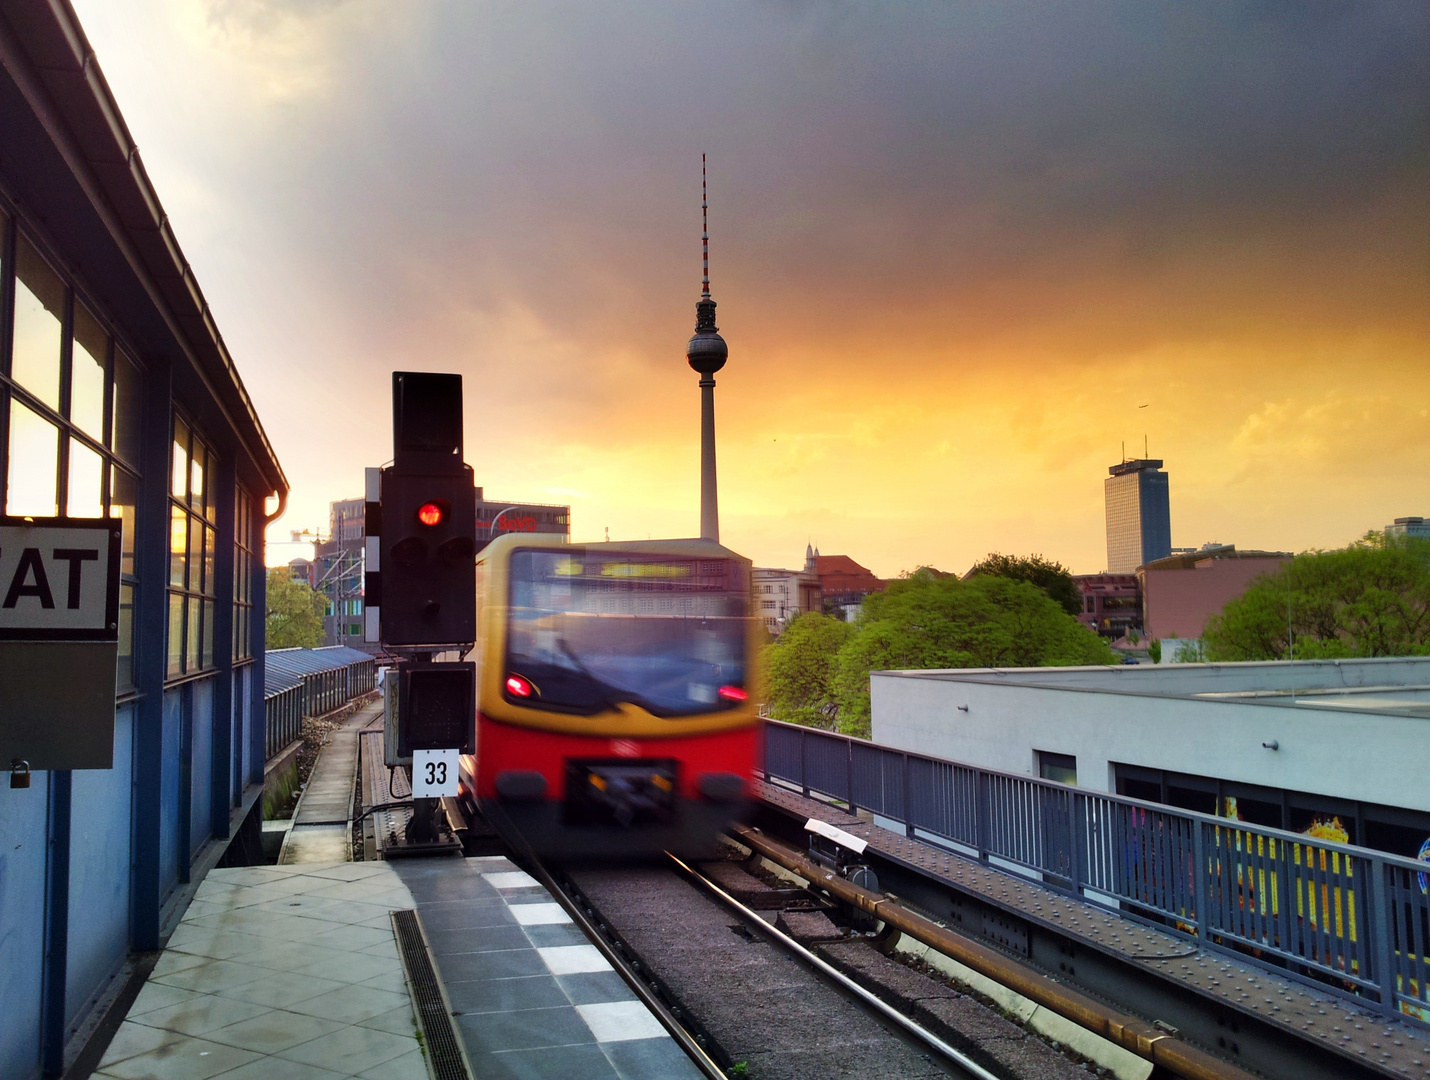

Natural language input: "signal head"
[417,501,445,527]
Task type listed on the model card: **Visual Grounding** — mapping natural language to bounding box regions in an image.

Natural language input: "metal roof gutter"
[0,0,287,500]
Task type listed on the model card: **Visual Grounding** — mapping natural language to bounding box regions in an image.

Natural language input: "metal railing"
[762,719,1430,1023]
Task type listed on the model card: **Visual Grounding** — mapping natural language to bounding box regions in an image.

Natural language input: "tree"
[762,613,855,729]
[1203,536,1430,661]
[966,552,1082,616]
[266,569,327,649]
[830,570,1115,737]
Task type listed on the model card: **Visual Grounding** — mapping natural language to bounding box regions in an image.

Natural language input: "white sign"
[411,747,459,798]
[0,520,120,640]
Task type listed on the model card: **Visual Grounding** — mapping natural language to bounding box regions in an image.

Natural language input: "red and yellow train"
[458,534,760,858]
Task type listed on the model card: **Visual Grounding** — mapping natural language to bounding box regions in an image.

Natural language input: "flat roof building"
[475,489,570,551]
[871,658,1430,859]
[1137,544,1291,642]
[1105,458,1171,572]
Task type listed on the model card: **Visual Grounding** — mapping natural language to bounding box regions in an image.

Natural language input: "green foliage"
[763,570,1115,739]
[966,552,1082,616]
[265,568,327,649]
[1203,537,1430,661]
[831,571,1115,735]
[762,612,855,729]
[1147,639,1162,664]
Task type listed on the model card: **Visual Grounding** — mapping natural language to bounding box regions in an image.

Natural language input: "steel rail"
[479,804,726,1080]
[666,851,1001,1080]
[731,822,1260,1080]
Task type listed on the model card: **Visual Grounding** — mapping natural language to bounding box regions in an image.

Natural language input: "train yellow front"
[459,534,761,858]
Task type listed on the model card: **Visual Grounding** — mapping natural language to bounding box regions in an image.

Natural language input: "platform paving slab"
[92,862,424,1080]
[394,854,705,1080]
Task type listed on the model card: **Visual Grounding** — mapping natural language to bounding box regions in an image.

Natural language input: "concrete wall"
[871,663,1430,813]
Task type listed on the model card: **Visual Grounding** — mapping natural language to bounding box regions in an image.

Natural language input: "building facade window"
[0,208,143,692]
[167,415,217,678]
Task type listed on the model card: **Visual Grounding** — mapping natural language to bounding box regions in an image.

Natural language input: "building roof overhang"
[0,2,287,502]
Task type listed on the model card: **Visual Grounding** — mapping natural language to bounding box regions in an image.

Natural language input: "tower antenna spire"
[702,153,710,300]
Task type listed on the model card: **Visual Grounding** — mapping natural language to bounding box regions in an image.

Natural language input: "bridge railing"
[761,719,1430,1022]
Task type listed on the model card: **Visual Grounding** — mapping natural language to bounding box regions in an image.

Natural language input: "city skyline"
[70,1,1428,579]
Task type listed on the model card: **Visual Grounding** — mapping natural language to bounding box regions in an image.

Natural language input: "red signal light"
[417,502,444,527]
[505,674,533,698]
[718,685,748,702]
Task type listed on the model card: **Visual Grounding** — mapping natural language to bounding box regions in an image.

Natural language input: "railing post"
[846,738,857,817]
[800,729,809,798]
[975,768,990,862]
[1067,791,1083,897]
[1193,819,1210,946]
[903,752,914,837]
[1369,856,1399,1018]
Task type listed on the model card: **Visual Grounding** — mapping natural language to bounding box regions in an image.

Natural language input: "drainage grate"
[391,909,469,1080]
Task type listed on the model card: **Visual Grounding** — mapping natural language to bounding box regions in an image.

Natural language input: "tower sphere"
[687,327,728,375]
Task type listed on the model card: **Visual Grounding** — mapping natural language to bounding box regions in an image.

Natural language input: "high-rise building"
[1104,458,1171,572]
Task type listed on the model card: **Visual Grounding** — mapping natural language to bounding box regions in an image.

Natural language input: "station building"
[0,4,286,1076]
[871,658,1430,862]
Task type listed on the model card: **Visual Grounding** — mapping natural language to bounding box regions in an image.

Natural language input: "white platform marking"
[510,903,572,926]
[577,1000,667,1042]
[537,945,611,975]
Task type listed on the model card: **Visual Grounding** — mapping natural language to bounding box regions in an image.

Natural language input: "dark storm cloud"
[252,0,1424,374]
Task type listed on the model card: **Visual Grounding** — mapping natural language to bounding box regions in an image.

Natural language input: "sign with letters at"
[0,520,120,639]
[0,518,122,770]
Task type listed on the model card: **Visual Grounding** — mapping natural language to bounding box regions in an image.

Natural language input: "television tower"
[686,154,728,542]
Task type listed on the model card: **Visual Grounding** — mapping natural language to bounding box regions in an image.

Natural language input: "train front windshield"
[504,550,749,717]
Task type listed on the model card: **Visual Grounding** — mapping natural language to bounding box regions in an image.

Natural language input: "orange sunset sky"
[71,1,1428,578]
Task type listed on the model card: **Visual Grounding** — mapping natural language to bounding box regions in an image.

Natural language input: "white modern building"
[871,658,1430,859]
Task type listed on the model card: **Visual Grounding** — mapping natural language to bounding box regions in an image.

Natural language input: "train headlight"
[717,685,748,702]
[505,673,534,698]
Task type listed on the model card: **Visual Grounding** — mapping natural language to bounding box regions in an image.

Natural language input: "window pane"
[189,439,205,511]
[117,582,135,690]
[168,593,184,677]
[12,236,65,412]
[6,399,59,516]
[187,596,200,670]
[110,467,138,577]
[111,350,141,467]
[202,599,215,669]
[71,304,108,440]
[170,505,188,588]
[171,417,189,499]
[66,436,104,517]
[204,526,216,597]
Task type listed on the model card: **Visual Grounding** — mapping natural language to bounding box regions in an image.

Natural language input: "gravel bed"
[570,865,953,1080]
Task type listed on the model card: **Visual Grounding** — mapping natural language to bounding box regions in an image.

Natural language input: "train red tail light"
[417,501,445,526]
[505,674,534,698]
[718,685,748,702]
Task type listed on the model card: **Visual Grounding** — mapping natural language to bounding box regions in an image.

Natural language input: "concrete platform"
[92,862,425,1080]
[394,855,703,1080]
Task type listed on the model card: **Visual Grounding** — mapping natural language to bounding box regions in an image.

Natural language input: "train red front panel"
[473,714,759,800]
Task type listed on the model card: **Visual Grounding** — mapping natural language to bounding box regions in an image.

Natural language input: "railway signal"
[376,372,477,648]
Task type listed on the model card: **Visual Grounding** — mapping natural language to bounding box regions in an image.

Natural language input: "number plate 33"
[411,748,459,798]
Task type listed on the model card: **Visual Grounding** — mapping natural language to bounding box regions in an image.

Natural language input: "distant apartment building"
[476,488,570,551]
[753,545,823,634]
[815,550,886,619]
[313,497,371,652]
[1386,516,1430,541]
[1104,458,1171,572]
[1073,573,1142,640]
[1138,544,1291,642]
